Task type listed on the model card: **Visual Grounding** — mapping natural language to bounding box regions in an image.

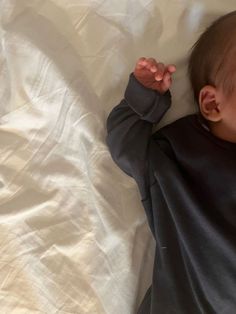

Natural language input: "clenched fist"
[134,57,176,94]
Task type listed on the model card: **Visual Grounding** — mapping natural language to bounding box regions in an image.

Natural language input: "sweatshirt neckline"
[189,113,236,152]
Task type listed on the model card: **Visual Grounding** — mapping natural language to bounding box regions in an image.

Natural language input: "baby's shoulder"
[150,113,199,161]
[153,113,197,140]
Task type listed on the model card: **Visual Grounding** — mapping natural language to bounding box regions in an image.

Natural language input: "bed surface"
[0,1,235,313]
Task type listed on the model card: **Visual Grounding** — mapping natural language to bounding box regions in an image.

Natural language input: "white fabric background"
[0,1,235,313]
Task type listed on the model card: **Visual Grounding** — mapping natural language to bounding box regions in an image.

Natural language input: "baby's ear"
[198,85,222,122]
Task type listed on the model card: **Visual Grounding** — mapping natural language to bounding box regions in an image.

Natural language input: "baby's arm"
[106,57,176,202]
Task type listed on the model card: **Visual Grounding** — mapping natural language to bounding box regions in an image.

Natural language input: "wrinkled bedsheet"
[0,0,235,313]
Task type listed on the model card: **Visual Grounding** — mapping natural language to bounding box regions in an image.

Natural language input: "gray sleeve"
[106,73,171,201]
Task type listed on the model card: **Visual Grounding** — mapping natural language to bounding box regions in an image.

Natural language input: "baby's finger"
[162,71,171,90]
[136,57,147,69]
[167,64,176,73]
[155,63,165,81]
[146,58,158,70]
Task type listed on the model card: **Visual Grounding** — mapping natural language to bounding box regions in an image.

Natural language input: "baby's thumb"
[162,72,172,91]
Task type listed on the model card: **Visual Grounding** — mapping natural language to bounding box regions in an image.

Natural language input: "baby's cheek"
[225,104,236,129]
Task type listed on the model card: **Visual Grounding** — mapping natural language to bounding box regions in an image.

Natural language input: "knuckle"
[147,58,156,65]
[138,57,146,62]
[158,62,165,69]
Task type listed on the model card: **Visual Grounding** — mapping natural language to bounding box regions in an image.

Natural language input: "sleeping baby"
[106,10,236,314]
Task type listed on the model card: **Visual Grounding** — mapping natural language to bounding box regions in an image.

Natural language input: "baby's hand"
[133,57,176,94]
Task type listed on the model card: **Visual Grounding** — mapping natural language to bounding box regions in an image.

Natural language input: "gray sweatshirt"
[106,73,236,314]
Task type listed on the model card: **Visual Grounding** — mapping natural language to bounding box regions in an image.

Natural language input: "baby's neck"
[208,120,236,144]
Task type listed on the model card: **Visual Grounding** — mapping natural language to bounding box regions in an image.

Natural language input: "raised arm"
[106,57,176,201]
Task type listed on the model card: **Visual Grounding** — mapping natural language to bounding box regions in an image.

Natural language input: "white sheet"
[0,0,235,313]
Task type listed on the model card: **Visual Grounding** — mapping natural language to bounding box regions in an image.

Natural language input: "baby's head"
[188,11,236,143]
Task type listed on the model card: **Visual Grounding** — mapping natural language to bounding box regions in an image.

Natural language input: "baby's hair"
[188,10,236,105]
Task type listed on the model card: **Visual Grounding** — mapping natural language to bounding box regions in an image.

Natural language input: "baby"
[106,11,236,314]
